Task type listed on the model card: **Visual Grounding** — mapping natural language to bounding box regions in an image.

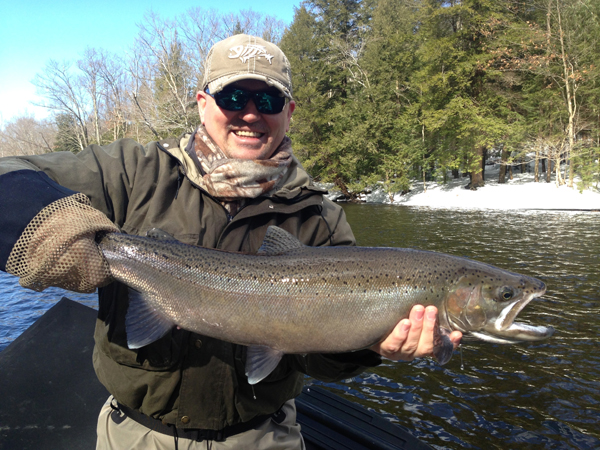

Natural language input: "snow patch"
[320,164,600,210]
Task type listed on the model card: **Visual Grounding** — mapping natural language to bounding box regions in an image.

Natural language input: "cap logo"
[228,44,274,64]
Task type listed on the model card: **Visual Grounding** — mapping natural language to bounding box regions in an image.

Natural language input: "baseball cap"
[202,34,293,99]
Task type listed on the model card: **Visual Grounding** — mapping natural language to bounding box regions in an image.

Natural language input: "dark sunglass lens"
[215,89,249,111]
[213,89,286,114]
[253,93,286,114]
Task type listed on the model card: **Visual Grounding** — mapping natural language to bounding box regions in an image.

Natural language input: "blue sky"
[0,0,300,125]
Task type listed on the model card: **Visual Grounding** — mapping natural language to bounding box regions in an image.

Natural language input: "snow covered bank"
[327,164,600,210]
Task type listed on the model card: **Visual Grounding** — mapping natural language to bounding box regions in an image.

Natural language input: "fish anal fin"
[432,317,454,365]
[126,288,174,349]
[257,226,304,256]
[245,346,284,385]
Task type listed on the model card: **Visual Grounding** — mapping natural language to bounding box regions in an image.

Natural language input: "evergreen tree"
[54,113,84,154]
[415,0,522,189]
[281,1,373,197]
[359,0,425,196]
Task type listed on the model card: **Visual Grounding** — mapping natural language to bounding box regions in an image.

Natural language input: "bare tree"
[220,10,286,43]
[77,48,104,144]
[0,115,56,157]
[96,51,130,141]
[133,11,198,137]
[178,7,223,88]
[125,45,161,141]
[33,59,90,151]
[31,8,288,147]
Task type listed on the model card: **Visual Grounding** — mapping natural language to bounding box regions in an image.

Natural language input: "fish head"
[442,263,554,344]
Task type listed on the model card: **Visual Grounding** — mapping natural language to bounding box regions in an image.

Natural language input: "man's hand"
[370,305,462,361]
[6,193,119,293]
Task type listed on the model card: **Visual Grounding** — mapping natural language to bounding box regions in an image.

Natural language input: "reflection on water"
[309,204,600,449]
[0,205,598,449]
[0,274,97,351]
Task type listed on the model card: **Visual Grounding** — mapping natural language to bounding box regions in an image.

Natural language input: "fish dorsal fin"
[126,288,174,349]
[257,226,305,256]
[146,228,179,242]
[245,345,285,385]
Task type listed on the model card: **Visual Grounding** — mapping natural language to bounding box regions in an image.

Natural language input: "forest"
[1,0,599,197]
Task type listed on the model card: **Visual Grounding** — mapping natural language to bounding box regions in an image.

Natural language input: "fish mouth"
[495,281,547,332]
[472,281,553,343]
[470,323,555,344]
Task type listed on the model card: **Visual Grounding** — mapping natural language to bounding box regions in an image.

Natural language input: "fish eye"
[500,286,514,301]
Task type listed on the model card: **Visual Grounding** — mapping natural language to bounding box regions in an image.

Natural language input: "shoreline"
[325,164,600,211]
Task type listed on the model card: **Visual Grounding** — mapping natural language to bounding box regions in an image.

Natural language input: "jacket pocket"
[96,282,186,371]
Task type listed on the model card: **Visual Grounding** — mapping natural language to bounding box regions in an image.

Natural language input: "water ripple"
[330,204,600,449]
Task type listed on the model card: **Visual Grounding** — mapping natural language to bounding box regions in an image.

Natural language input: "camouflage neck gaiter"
[191,126,293,217]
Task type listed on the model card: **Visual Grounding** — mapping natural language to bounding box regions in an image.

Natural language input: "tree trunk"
[541,158,546,177]
[556,0,577,188]
[555,150,564,186]
[499,148,510,183]
[468,146,485,189]
[482,148,487,180]
[335,177,357,202]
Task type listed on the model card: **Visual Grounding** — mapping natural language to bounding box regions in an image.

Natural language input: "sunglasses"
[206,88,288,115]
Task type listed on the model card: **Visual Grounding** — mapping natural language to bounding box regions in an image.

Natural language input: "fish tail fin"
[432,316,455,365]
[126,288,174,349]
[245,346,285,385]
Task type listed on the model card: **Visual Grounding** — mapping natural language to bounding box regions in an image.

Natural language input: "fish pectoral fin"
[125,288,174,349]
[257,226,305,256]
[432,318,454,365]
[245,346,285,385]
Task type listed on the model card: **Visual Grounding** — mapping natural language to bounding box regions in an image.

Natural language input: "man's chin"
[224,145,273,160]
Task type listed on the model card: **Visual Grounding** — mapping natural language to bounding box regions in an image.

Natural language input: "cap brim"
[206,74,292,99]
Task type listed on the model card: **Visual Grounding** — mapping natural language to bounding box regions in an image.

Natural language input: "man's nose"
[237,99,261,123]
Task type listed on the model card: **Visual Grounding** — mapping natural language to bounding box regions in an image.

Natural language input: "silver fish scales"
[98,226,554,384]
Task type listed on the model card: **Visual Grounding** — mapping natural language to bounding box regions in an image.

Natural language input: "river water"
[0,205,598,449]
[312,204,599,450]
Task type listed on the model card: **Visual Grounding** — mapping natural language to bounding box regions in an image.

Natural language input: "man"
[0,35,461,449]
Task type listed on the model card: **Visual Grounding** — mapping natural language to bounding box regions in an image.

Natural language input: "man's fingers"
[450,330,463,349]
[398,305,424,356]
[413,305,438,357]
[370,304,461,362]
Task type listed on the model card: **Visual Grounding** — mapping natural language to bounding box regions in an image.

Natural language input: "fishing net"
[6,193,120,293]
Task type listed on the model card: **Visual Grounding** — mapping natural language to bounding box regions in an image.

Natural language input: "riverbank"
[330,164,600,210]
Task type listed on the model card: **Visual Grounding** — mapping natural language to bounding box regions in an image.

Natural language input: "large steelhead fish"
[98,226,554,384]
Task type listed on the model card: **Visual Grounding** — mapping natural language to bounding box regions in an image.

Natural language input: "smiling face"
[197,79,295,160]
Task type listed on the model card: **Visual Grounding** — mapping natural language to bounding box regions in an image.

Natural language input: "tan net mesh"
[6,193,120,293]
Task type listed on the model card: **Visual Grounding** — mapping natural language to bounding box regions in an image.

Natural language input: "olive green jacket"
[1,135,381,430]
